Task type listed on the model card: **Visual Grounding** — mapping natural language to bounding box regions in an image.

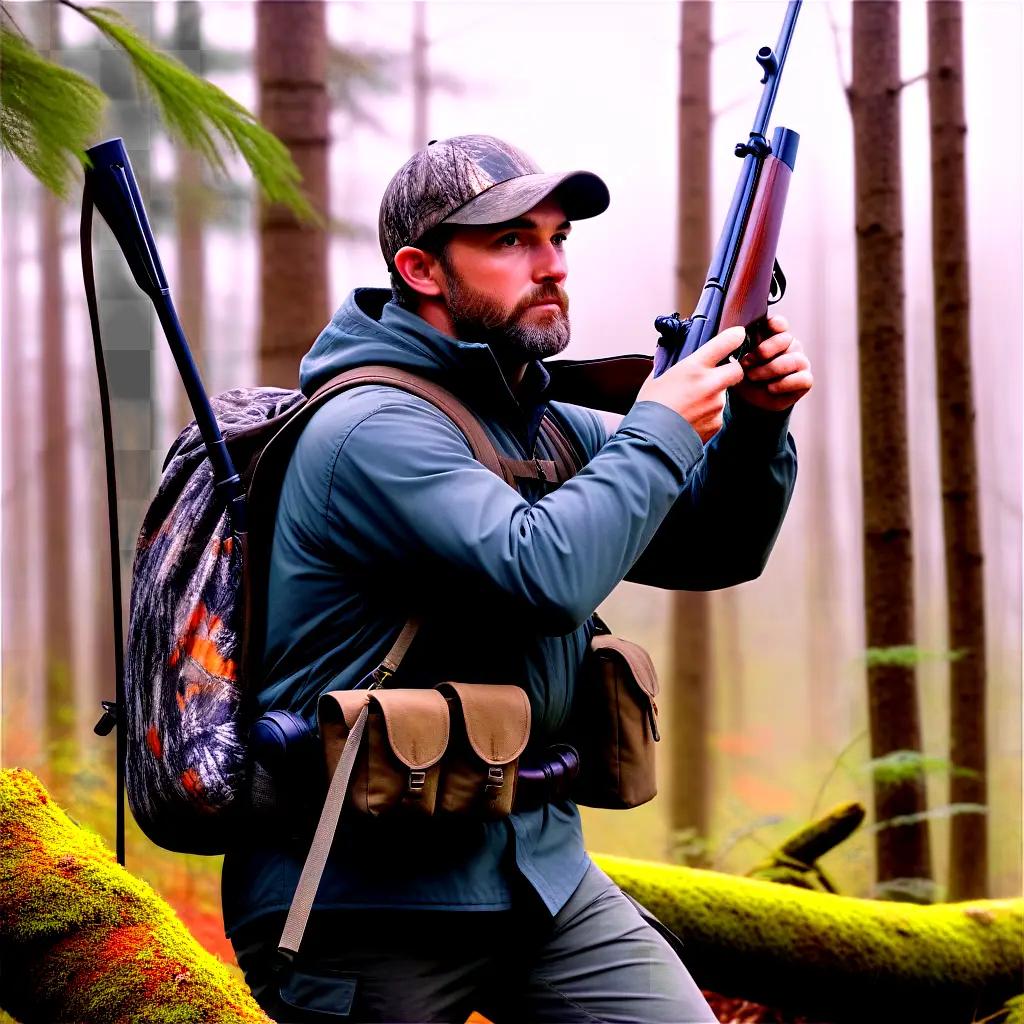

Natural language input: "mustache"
[517,285,569,316]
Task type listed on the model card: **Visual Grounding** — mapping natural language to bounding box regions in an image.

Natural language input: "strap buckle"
[408,770,426,793]
[485,766,504,797]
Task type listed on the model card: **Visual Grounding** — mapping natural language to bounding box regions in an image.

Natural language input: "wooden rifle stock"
[720,151,793,348]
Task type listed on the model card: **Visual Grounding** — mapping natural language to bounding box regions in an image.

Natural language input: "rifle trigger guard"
[768,259,787,305]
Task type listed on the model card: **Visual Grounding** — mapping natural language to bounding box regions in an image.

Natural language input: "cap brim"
[441,170,610,227]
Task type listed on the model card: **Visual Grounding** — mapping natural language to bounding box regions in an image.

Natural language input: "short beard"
[439,260,571,361]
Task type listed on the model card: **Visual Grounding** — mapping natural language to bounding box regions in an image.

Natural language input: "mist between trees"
[0,0,1020,967]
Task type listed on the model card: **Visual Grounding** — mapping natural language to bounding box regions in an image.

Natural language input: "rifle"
[654,0,803,375]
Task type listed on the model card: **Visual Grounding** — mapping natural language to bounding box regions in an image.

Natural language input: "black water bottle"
[249,711,320,786]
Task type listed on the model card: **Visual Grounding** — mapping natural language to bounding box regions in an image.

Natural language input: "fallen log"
[595,852,1023,1023]
[0,768,270,1024]
[3,769,1020,1024]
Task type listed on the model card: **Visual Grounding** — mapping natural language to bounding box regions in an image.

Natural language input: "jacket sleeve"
[321,396,705,635]
[622,395,798,590]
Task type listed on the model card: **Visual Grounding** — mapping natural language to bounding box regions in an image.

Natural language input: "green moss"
[0,770,270,1024]
[1004,993,1024,1024]
[595,852,1024,1020]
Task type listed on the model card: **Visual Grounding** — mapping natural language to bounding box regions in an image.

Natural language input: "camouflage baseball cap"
[378,134,610,267]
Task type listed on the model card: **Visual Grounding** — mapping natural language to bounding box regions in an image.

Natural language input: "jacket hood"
[299,288,545,417]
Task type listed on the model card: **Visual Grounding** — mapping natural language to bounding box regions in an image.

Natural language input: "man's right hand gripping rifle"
[640,318,813,443]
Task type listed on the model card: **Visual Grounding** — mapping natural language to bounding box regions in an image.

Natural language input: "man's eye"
[553,233,569,246]
[498,233,519,247]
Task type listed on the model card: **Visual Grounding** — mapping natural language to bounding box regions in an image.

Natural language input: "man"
[224,135,812,1023]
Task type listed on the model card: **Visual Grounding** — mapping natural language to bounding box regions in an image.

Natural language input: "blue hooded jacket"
[221,288,797,936]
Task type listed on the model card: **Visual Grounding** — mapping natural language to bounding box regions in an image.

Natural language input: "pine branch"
[60,0,317,223]
[0,25,105,197]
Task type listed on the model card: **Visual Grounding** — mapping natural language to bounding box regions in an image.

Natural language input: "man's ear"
[393,246,443,300]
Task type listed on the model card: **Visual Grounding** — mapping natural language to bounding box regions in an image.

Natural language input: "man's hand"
[731,314,813,413]
[637,326,746,443]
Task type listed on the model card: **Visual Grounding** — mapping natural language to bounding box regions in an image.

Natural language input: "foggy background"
[1,0,1020,927]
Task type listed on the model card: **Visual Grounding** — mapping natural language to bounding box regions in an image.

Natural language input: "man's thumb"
[700,326,747,364]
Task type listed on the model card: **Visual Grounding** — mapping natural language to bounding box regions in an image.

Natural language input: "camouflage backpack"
[122,366,580,854]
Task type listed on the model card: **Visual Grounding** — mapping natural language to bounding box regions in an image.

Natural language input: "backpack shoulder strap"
[539,408,585,483]
[305,365,511,483]
[242,366,514,691]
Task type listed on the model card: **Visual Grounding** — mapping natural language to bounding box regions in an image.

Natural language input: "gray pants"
[231,861,717,1023]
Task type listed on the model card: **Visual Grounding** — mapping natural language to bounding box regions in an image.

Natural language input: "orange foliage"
[711,725,775,758]
[731,772,797,814]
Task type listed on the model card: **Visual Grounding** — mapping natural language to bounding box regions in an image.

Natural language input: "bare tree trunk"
[173,0,207,434]
[715,589,745,734]
[668,0,713,863]
[412,2,429,150]
[39,4,76,786]
[851,0,932,896]
[805,202,841,749]
[926,0,988,900]
[2,168,30,766]
[256,0,330,388]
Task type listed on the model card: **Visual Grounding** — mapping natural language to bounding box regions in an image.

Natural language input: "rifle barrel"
[751,0,803,140]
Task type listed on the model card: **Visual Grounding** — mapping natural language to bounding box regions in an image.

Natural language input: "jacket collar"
[376,294,551,422]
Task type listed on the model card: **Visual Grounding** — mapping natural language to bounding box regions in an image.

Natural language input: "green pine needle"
[864,749,981,784]
[69,2,318,223]
[865,645,967,668]
[0,25,106,198]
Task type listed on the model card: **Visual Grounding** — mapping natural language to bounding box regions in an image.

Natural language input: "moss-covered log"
[596,853,1023,1023]
[3,769,1020,1024]
[0,769,270,1024]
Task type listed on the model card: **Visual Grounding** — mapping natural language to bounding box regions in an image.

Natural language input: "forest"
[0,1,1021,1022]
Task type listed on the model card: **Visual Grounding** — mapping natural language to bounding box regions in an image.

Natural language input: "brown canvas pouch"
[318,689,449,817]
[569,633,661,810]
[436,683,531,818]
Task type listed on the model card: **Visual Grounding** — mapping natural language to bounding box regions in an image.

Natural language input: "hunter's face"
[436,196,572,360]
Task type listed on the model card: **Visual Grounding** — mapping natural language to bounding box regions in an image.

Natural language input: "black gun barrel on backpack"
[84,139,247,531]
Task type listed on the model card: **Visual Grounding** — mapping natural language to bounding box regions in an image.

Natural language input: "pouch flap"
[439,683,531,765]
[591,635,660,699]
[369,689,449,769]
[318,690,371,735]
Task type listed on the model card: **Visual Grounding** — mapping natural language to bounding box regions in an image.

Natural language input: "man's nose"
[532,243,567,284]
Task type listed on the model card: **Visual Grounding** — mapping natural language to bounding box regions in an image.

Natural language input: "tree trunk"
[597,853,1022,1024]
[926,0,989,902]
[0,769,270,1024]
[38,4,76,787]
[173,0,208,435]
[667,0,714,865]
[257,0,330,388]
[1,167,32,767]
[805,200,842,749]
[411,2,429,150]
[850,0,932,896]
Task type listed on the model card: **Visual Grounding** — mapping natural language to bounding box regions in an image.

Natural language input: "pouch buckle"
[485,766,504,797]
[408,770,426,793]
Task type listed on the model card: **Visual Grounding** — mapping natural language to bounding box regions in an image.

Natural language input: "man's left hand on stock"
[730,314,814,413]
